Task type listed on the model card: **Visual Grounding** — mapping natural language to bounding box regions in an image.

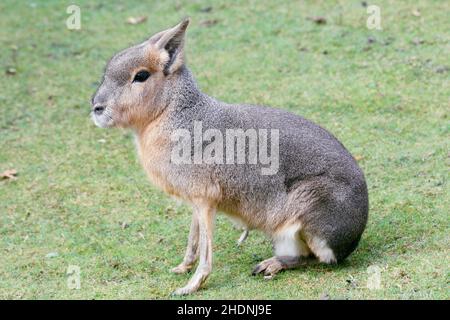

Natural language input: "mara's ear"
[149,18,190,75]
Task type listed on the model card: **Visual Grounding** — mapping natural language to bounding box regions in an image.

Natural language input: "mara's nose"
[93,105,105,115]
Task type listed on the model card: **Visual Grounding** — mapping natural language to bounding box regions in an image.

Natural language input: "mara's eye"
[133,70,150,83]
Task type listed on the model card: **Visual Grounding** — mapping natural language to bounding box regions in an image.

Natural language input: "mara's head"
[91,18,190,129]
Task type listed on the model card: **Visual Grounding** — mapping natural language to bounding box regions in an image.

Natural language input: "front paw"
[172,270,208,295]
[172,285,196,296]
[171,263,192,274]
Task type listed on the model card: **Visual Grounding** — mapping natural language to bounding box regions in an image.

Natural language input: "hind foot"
[252,257,285,279]
[253,256,302,279]
[252,256,311,279]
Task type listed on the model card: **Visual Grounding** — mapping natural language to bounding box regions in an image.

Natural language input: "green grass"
[0,0,449,299]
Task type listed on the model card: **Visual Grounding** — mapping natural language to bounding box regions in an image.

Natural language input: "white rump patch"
[309,237,336,263]
[273,223,310,257]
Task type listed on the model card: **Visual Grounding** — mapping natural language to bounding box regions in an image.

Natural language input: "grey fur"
[157,67,368,260]
[91,19,368,294]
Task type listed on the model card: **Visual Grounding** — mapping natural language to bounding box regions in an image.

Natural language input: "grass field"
[0,0,449,299]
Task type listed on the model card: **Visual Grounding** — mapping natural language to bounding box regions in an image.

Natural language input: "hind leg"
[252,223,311,278]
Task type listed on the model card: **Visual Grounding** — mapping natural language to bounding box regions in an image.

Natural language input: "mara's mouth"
[91,107,114,128]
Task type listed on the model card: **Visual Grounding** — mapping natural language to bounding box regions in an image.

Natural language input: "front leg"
[172,208,199,274]
[173,202,215,295]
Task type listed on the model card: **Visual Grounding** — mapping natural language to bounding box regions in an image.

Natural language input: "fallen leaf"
[199,6,212,13]
[200,19,218,27]
[308,16,327,25]
[411,9,421,17]
[411,38,425,45]
[354,155,364,161]
[399,270,408,278]
[5,68,16,75]
[367,36,376,44]
[126,16,147,25]
[320,292,330,300]
[45,252,59,258]
[1,169,18,180]
[435,65,449,74]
